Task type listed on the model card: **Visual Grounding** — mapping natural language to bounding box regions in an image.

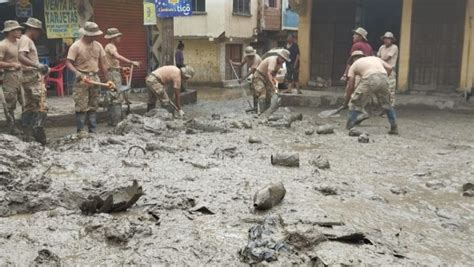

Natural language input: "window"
[233,0,251,15]
[192,0,206,13]
[267,0,277,8]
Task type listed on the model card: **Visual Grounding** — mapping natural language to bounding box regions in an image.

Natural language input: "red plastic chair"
[45,62,66,97]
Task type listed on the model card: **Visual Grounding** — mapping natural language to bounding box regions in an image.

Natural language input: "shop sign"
[155,0,192,18]
[44,0,80,39]
[144,0,157,25]
[16,0,33,17]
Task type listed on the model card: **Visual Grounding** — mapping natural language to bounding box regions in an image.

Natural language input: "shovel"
[229,61,253,109]
[318,106,345,119]
[120,65,134,115]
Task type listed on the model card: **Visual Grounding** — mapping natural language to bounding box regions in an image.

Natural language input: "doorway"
[409,0,466,92]
[225,44,242,80]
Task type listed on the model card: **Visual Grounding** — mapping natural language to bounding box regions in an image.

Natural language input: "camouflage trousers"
[73,73,100,112]
[2,70,23,111]
[105,69,123,106]
[252,71,275,101]
[388,71,397,106]
[22,70,48,113]
[349,73,391,112]
[146,74,170,105]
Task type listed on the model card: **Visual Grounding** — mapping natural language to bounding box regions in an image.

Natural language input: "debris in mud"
[271,153,300,167]
[390,186,409,195]
[253,182,286,210]
[144,108,174,121]
[462,183,474,197]
[284,224,327,251]
[267,113,303,128]
[316,124,335,135]
[314,185,338,196]
[349,128,363,137]
[185,118,230,133]
[310,155,330,170]
[189,205,215,215]
[239,215,289,264]
[187,160,218,169]
[114,114,145,135]
[33,249,61,267]
[305,129,315,136]
[325,231,373,245]
[211,113,221,120]
[358,133,370,143]
[425,180,446,190]
[213,146,241,159]
[80,180,143,214]
[145,142,180,153]
[104,223,135,244]
[248,136,263,144]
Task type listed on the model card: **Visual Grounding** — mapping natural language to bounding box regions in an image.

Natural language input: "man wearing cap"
[0,20,23,135]
[146,65,195,117]
[377,32,399,106]
[229,46,262,108]
[18,17,49,145]
[252,49,291,114]
[66,21,110,136]
[103,27,140,127]
[343,51,399,134]
[341,27,373,81]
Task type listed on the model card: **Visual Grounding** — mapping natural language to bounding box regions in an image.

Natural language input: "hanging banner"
[44,0,80,39]
[282,0,300,30]
[155,0,192,18]
[144,0,157,25]
[16,0,33,18]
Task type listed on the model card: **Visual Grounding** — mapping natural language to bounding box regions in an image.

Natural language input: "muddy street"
[0,96,473,265]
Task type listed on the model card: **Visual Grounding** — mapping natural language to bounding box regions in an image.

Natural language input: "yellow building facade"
[299,0,474,93]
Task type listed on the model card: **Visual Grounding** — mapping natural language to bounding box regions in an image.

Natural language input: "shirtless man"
[0,20,23,135]
[229,46,262,108]
[145,65,195,117]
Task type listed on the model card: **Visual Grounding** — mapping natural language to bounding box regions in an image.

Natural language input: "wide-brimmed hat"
[350,50,366,59]
[277,49,291,62]
[353,27,368,41]
[79,22,103,37]
[104,28,122,39]
[2,20,23,33]
[23,17,43,31]
[381,32,396,41]
[181,66,195,79]
[244,46,256,56]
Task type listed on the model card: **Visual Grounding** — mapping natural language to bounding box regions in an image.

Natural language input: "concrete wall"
[461,0,474,91]
[298,0,311,87]
[174,0,257,39]
[177,39,221,84]
[397,0,413,92]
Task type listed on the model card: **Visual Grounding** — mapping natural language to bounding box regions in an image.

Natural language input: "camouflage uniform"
[349,73,391,112]
[73,73,100,112]
[388,71,397,106]
[146,73,170,105]
[2,70,23,111]
[252,70,274,103]
[22,69,47,113]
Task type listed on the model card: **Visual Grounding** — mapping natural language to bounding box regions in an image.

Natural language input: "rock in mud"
[284,224,327,251]
[185,118,230,133]
[461,183,474,197]
[349,128,363,137]
[271,153,300,167]
[211,113,221,120]
[249,137,262,144]
[80,180,143,214]
[267,113,303,128]
[305,129,315,136]
[33,249,61,267]
[114,114,145,135]
[253,182,286,210]
[316,125,335,135]
[104,223,135,244]
[240,215,289,264]
[144,108,174,121]
[309,155,330,170]
[314,185,338,196]
[425,180,446,190]
[358,133,370,143]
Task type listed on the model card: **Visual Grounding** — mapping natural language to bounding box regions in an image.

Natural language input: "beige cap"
[104,28,123,39]
[23,17,43,31]
[2,20,23,33]
[181,66,195,79]
[381,32,396,41]
[244,46,256,56]
[277,49,291,62]
[353,27,368,41]
[79,22,103,37]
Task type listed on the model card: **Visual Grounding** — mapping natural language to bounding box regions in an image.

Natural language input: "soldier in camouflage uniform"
[18,18,50,145]
[0,20,23,135]
[104,28,140,126]
[66,22,110,136]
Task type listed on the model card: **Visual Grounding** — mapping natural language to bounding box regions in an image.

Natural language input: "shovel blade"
[318,109,341,119]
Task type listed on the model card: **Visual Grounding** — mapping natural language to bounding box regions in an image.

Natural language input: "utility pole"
[157,17,174,66]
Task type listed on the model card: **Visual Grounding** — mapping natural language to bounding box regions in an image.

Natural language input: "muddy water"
[0,96,473,265]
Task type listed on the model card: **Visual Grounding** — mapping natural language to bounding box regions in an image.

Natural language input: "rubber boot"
[76,112,87,133]
[106,105,114,127]
[32,112,47,145]
[262,94,281,117]
[346,110,361,130]
[354,112,370,126]
[253,96,258,111]
[257,99,268,115]
[21,112,34,142]
[7,110,21,136]
[386,109,399,135]
[147,103,156,112]
[87,111,97,134]
[107,104,122,127]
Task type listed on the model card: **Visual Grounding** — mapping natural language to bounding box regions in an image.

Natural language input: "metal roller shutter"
[93,0,148,86]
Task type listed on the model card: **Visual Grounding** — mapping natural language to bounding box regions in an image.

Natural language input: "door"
[310,0,357,86]
[225,44,242,80]
[409,0,466,91]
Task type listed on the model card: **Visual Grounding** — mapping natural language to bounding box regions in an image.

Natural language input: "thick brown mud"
[0,97,473,265]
